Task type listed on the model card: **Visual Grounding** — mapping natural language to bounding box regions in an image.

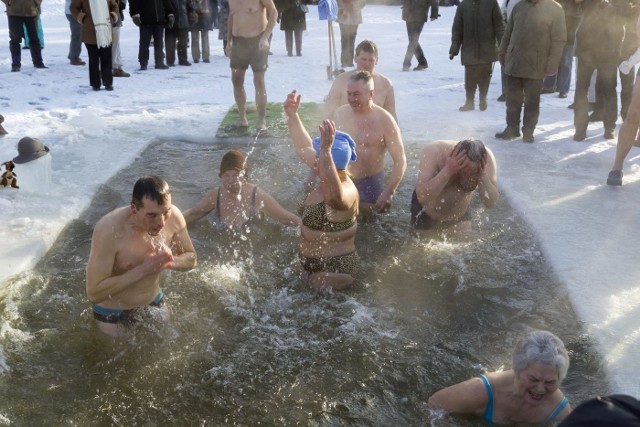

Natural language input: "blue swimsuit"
[479,374,569,424]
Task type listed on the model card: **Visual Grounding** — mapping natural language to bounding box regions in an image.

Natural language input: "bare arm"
[428,377,488,415]
[317,120,353,210]
[256,188,301,226]
[284,90,318,169]
[322,77,344,120]
[167,206,197,271]
[259,0,278,49]
[477,150,499,208]
[382,83,398,122]
[375,112,407,212]
[183,188,218,224]
[86,217,172,304]
[415,144,455,208]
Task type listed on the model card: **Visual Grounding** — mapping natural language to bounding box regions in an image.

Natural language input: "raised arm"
[183,187,218,224]
[284,90,319,169]
[167,206,197,271]
[375,112,407,212]
[477,149,499,208]
[415,143,452,209]
[317,120,353,211]
[256,188,302,226]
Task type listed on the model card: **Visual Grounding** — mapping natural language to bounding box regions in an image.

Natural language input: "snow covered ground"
[1,2,639,396]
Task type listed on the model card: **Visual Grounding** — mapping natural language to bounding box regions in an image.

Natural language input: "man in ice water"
[323,39,397,121]
[332,70,406,214]
[411,139,499,230]
[86,176,197,337]
[225,0,277,136]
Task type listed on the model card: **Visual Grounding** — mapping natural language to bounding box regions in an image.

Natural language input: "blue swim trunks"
[353,171,384,204]
[92,291,165,324]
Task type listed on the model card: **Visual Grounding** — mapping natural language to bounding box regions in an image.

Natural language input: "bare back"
[229,0,269,37]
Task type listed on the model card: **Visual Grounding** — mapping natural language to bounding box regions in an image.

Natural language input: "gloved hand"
[110,11,118,24]
[132,13,141,26]
[449,54,454,60]
[188,11,198,24]
[166,13,175,28]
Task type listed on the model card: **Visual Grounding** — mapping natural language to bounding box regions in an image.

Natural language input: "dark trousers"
[403,20,427,68]
[8,15,43,67]
[339,23,358,67]
[165,26,188,65]
[285,29,302,55]
[505,74,543,133]
[464,63,493,101]
[574,57,617,133]
[85,43,113,88]
[138,23,166,66]
[542,43,574,94]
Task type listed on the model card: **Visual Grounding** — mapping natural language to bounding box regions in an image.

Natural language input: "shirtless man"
[323,39,397,121]
[86,176,197,337]
[333,70,406,213]
[225,0,277,134]
[412,139,498,230]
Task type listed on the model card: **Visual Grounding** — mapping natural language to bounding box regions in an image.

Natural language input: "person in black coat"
[276,0,307,56]
[129,0,174,69]
[166,0,197,66]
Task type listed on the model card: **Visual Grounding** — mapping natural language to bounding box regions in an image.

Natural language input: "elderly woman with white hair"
[428,330,572,424]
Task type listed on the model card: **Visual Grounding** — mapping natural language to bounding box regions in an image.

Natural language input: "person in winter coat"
[337,0,364,68]
[449,0,504,111]
[217,0,229,51]
[276,0,307,56]
[129,0,174,69]
[401,0,439,71]
[190,0,212,62]
[66,0,86,65]
[112,0,130,77]
[541,0,581,99]
[495,0,566,143]
[2,0,47,71]
[166,0,197,66]
[572,0,631,141]
[71,0,119,90]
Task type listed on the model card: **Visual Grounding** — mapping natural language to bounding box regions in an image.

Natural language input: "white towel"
[89,0,112,48]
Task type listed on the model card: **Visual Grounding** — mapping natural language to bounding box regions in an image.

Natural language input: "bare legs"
[231,68,267,129]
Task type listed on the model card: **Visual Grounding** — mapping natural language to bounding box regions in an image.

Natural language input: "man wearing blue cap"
[333,70,407,215]
[412,139,498,230]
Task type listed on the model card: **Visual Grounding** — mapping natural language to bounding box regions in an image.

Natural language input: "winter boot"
[459,100,474,112]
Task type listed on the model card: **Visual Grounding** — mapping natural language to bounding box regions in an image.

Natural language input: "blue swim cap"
[312,130,357,170]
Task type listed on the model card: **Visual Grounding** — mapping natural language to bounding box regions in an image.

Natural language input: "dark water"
[0,137,608,425]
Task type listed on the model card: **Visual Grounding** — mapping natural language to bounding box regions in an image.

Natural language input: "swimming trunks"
[229,33,268,72]
[410,190,470,229]
[214,186,263,233]
[300,251,360,276]
[480,374,495,423]
[300,201,355,232]
[353,171,384,204]
[479,374,570,423]
[92,291,165,325]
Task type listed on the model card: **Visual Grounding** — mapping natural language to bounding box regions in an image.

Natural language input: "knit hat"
[312,130,357,170]
[219,150,247,177]
[13,137,50,164]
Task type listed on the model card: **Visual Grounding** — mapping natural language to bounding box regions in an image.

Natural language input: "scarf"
[89,0,112,48]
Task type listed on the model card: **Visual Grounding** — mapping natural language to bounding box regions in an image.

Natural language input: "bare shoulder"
[94,206,127,233]
[374,72,394,89]
[429,376,489,414]
[421,140,456,158]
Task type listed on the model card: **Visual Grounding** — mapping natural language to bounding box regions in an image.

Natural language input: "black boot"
[495,126,521,140]
[458,100,474,111]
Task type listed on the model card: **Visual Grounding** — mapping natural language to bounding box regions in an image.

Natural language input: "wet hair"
[355,39,378,59]
[454,139,486,163]
[349,70,374,91]
[512,330,570,382]
[131,176,171,209]
[219,150,248,178]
